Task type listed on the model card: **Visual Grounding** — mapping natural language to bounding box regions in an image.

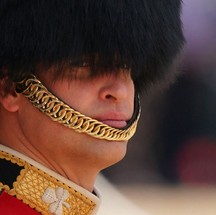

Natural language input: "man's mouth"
[99,119,128,128]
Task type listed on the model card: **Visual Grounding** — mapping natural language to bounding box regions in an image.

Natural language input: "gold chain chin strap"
[16,75,139,141]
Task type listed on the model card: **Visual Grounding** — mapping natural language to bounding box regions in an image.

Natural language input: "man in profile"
[0,1,184,214]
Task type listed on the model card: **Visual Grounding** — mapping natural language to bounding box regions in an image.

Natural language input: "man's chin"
[98,140,128,169]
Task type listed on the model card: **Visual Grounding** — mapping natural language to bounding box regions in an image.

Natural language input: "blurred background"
[102,0,216,214]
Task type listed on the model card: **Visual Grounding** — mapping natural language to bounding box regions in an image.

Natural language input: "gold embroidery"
[0,150,96,215]
[0,183,10,192]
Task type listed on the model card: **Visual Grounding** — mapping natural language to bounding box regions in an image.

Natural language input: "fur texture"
[0,0,184,91]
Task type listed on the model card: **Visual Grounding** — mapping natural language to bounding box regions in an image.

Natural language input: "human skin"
[0,67,134,191]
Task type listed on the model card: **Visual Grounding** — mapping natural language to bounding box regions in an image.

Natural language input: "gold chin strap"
[15,75,140,141]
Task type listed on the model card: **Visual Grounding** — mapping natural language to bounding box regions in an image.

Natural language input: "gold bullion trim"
[0,150,96,215]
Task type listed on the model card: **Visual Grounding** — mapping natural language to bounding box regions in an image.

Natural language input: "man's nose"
[98,75,133,102]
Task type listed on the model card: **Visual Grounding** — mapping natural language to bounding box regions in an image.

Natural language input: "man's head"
[0,1,184,178]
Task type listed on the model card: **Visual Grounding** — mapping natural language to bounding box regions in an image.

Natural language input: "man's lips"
[99,119,127,128]
[95,113,131,128]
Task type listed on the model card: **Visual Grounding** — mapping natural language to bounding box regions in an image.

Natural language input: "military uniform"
[0,144,100,215]
[0,144,149,215]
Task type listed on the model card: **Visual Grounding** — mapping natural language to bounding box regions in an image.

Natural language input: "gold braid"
[16,75,140,141]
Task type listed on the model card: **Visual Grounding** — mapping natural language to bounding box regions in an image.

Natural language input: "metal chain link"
[16,75,139,141]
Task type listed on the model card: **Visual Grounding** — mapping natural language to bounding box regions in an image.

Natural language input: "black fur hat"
[0,0,184,91]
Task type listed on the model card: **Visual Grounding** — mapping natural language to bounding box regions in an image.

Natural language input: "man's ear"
[0,73,20,112]
[0,93,20,112]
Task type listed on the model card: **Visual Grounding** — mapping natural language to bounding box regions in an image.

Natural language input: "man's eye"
[121,64,129,70]
[80,62,90,67]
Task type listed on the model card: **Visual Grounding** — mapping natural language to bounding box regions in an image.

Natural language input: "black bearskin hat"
[0,0,184,91]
